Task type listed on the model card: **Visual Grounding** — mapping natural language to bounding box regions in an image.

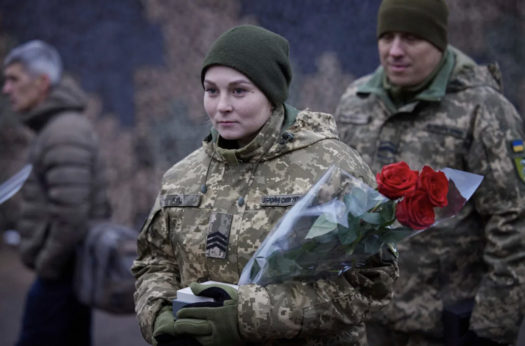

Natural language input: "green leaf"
[249,259,261,281]
[344,188,368,216]
[361,212,382,225]
[305,214,338,239]
[363,234,383,254]
[315,231,337,244]
[378,200,396,225]
[346,211,361,230]
[338,213,362,245]
[266,250,300,276]
[344,187,384,217]
[337,224,357,245]
[381,228,414,243]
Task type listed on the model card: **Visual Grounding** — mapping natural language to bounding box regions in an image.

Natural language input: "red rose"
[395,190,436,230]
[417,166,449,207]
[376,161,419,200]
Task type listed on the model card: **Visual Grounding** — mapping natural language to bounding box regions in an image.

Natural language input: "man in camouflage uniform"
[334,0,525,345]
[133,25,398,345]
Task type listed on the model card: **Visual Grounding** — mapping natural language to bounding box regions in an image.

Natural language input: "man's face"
[378,32,443,87]
[2,62,48,113]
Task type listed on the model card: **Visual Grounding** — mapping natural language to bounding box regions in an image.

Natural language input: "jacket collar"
[357,47,456,112]
[21,76,86,132]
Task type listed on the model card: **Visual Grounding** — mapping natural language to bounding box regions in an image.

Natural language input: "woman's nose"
[217,94,232,112]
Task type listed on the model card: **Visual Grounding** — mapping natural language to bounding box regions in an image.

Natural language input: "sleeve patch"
[513,157,525,184]
[510,140,525,184]
[511,139,524,153]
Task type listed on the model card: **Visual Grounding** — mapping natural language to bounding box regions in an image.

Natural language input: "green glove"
[173,282,243,346]
[152,305,176,346]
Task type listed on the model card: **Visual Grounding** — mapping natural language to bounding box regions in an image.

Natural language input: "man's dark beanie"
[201,24,292,107]
[377,0,448,51]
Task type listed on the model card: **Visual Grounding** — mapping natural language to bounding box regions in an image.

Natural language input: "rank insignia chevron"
[206,212,232,259]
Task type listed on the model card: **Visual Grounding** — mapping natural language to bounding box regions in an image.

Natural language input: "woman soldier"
[132,25,398,346]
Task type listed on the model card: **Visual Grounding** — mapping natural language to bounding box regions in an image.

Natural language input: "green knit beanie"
[201,24,292,107]
[377,0,448,51]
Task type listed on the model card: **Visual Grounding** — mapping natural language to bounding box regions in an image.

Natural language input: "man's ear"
[35,74,52,96]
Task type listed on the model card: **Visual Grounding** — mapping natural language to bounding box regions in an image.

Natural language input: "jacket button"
[279,132,294,144]
[237,197,245,206]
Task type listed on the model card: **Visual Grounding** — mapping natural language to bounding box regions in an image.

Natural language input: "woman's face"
[203,65,272,147]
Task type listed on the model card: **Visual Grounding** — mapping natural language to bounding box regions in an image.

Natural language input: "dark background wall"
[1,0,524,230]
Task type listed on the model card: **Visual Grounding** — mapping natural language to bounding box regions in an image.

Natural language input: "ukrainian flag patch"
[510,139,525,184]
[511,139,524,153]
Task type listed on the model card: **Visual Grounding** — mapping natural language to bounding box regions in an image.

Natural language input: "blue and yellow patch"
[510,139,525,184]
[511,139,524,153]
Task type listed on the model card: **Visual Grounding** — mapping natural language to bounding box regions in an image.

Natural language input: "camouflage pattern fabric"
[335,46,525,345]
[132,105,399,345]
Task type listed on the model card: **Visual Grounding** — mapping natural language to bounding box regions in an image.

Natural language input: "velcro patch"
[206,212,232,259]
[511,139,524,153]
[513,157,525,184]
[425,124,467,139]
[161,194,201,207]
[261,194,302,207]
[339,113,371,125]
[510,140,525,184]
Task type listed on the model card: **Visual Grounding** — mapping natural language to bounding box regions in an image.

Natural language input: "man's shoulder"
[48,110,92,131]
[446,63,516,112]
[335,71,381,119]
[343,73,376,95]
[37,110,97,148]
[337,69,380,106]
[449,48,504,96]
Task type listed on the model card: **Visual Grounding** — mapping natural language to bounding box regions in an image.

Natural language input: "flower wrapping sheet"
[239,163,483,286]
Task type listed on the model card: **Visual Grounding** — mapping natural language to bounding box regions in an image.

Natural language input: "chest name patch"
[425,124,467,139]
[261,194,303,207]
[161,194,201,207]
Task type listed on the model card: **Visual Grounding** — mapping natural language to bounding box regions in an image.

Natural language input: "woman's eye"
[232,87,248,96]
[205,87,217,95]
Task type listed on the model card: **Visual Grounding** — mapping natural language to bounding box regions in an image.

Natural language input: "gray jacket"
[18,77,110,279]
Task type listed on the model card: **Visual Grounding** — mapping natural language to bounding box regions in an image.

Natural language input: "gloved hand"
[153,305,202,346]
[173,282,243,346]
[152,306,177,346]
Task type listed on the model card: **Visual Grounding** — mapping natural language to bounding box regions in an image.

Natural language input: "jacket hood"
[203,104,340,164]
[447,46,503,93]
[22,76,87,131]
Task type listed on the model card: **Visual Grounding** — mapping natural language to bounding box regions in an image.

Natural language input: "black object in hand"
[155,333,202,346]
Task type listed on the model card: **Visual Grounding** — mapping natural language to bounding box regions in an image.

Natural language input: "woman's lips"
[217,121,237,127]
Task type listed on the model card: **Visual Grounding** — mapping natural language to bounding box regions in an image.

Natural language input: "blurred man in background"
[3,40,110,346]
[335,0,525,345]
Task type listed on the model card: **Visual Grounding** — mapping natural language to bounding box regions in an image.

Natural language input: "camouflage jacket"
[132,105,399,345]
[335,47,525,344]
[18,77,110,279]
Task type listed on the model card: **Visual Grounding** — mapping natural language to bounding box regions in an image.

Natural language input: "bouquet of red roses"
[377,162,449,230]
[239,162,483,286]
